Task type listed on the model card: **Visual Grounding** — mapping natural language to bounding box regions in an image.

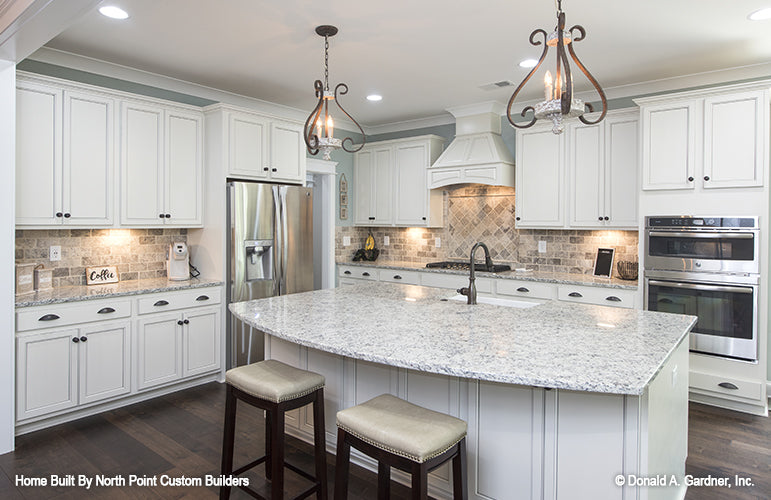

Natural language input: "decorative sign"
[339,173,348,220]
[593,248,615,278]
[86,266,119,285]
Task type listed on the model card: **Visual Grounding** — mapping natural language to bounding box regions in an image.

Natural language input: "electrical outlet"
[49,245,61,261]
[538,241,547,253]
[435,237,441,248]
[343,236,351,247]
[383,236,389,246]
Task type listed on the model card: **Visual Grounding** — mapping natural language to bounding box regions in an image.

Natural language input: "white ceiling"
[43,0,771,128]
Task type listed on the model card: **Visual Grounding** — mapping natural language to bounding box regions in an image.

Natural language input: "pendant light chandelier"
[304,25,365,160]
[506,0,607,134]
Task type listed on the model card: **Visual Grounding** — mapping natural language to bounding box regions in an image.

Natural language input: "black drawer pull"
[183,319,189,324]
[393,275,402,280]
[362,272,370,277]
[271,168,277,172]
[343,270,351,275]
[196,295,210,301]
[177,320,184,326]
[568,292,583,298]
[516,287,530,293]
[718,382,738,390]
[368,217,375,220]
[72,337,79,343]
[263,167,269,171]
[605,296,622,302]
[80,336,87,342]
[97,307,116,314]
[56,212,63,218]
[153,300,169,307]
[39,314,60,321]
[687,176,694,182]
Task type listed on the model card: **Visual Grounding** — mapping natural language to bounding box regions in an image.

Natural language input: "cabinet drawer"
[496,280,556,300]
[137,287,222,314]
[557,285,636,308]
[379,269,420,285]
[17,299,132,332]
[338,266,379,281]
[689,371,763,402]
[419,272,494,293]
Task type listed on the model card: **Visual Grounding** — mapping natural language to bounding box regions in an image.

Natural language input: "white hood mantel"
[429,104,515,189]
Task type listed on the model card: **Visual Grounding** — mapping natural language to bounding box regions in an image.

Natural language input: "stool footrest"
[232,456,267,476]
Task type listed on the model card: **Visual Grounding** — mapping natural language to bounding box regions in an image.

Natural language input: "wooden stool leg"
[269,407,285,500]
[220,385,237,500]
[411,463,428,500]
[313,389,328,500]
[334,428,351,500]
[452,439,468,500]
[377,462,391,500]
[265,410,272,481]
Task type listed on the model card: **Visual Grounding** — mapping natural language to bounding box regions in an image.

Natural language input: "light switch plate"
[435,237,441,248]
[383,236,389,246]
[538,241,547,253]
[343,236,351,246]
[49,245,61,261]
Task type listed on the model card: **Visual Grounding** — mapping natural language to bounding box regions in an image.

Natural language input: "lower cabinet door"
[79,321,131,405]
[137,313,183,390]
[182,307,221,377]
[16,329,79,420]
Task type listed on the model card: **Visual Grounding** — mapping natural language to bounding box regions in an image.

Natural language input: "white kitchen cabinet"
[16,320,131,421]
[637,84,768,190]
[515,125,565,228]
[354,135,444,227]
[556,284,635,309]
[568,111,638,228]
[16,79,115,227]
[121,100,203,227]
[207,105,306,185]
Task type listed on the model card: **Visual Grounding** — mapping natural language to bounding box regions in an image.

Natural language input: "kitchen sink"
[448,295,542,308]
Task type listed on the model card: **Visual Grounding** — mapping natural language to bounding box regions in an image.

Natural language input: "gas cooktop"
[425,261,511,273]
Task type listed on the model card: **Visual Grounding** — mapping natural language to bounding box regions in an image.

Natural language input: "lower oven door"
[645,273,758,361]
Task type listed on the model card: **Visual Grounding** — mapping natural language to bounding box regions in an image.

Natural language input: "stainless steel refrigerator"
[227,181,313,368]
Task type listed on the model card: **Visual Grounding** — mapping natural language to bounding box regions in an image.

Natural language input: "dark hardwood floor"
[0,382,768,499]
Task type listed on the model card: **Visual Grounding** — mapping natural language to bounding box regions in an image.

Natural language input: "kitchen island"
[229,282,696,500]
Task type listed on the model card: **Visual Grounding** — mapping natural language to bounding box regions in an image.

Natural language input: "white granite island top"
[229,282,695,396]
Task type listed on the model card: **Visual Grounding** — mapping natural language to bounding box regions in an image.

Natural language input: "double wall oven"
[644,216,760,361]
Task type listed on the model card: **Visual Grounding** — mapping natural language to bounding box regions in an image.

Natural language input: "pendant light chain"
[324,35,330,91]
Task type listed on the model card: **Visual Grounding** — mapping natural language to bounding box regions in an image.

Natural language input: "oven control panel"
[646,216,758,229]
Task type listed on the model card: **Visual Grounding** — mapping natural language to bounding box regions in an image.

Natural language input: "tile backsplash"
[15,229,187,287]
[336,185,639,277]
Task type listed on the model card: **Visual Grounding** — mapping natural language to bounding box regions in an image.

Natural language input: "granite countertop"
[229,282,695,396]
[338,260,638,290]
[15,278,224,308]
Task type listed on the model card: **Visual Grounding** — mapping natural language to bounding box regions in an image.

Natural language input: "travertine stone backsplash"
[15,229,187,287]
[336,185,638,277]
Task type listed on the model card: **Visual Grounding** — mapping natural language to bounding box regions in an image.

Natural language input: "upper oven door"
[644,229,759,273]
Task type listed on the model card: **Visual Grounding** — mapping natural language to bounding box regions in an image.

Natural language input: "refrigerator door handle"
[272,186,284,296]
[278,186,290,296]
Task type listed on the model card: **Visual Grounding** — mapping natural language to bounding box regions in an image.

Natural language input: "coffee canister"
[34,265,53,290]
[15,263,35,295]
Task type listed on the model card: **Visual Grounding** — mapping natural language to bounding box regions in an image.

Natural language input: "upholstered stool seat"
[334,394,467,500]
[221,359,328,500]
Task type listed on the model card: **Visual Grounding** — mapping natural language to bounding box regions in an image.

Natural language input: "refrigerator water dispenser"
[244,240,273,281]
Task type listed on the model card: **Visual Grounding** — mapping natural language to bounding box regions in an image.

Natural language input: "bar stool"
[334,394,467,500]
[220,359,328,500]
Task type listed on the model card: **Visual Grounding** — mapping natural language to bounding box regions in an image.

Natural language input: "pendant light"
[506,0,607,134]
[304,25,366,160]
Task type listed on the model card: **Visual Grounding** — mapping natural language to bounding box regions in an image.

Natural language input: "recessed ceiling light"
[519,59,539,68]
[366,94,382,102]
[99,6,129,19]
[748,7,771,20]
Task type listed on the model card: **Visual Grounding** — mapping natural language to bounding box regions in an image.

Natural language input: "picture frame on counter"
[593,248,615,278]
[86,266,119,285]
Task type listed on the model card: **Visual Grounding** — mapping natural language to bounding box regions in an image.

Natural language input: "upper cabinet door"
[270,121,305,183]
[516,127,564,227]
[568,123,604,228]
[703,91,766,189]
[121,101,164,225]
[393,142,428,226]
[353,149,374,225]
[372,147,393,224]
[16,81,62,226]
[63,90,114,226]
[228,111,269,179]
[165,109,203,226]
[641,101,698,190]
[604,115,638,228]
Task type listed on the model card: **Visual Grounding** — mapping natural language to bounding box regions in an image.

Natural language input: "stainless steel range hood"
[428,104,515,188]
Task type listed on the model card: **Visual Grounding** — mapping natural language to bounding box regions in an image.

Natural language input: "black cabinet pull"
[605,296,622,302]
[39,314,60,321]
[159,214,165,219]
[368,217,375,220]
[703,176,710,181]
[165,214,171,218]
[72,337,80,343]
[196,295,210,301]
[516,287,530,293]
[55,212,63,218]
[64,213,71,218]
[271,168,277,172]
[422,217,426,221]
[718,382,738,390]
[79,336,87,342]
[177,320,184,325]
[183,319,189,324]
[604,216,609,221]
[263,167,269,171]
[598,216,603,221]
[362,272,370,277]
[154,300,169,307]
[97,307,116,314]
[343,270,351,275]
[515,216,521,221]
[568,292,583,298]
[687,176,694,182]
[393,275,402,280]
